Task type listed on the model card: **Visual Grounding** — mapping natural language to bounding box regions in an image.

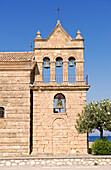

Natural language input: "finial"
[76,30,82,39]
[57,20,61,25]
[36,30,42,39]
[77,30,81,35]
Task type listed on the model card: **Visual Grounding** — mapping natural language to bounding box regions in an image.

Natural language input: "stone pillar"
[63,61,68,82]
[50,61,56,82]
[75,61,84,82]
[32,91,39,155]
[35,62,43,82]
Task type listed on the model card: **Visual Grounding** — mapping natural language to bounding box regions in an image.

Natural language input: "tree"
[75,99,111,139]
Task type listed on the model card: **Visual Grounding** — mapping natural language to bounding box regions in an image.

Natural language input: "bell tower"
[32,20,90,155]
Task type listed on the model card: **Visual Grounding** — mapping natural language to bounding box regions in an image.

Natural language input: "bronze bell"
[55,99,64,109]
[56,61,61,67]
[69,60,74,67]
[44,61,50,68]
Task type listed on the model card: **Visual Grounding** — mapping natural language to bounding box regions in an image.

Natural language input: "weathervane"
[54,5,63,20]
[30,42,33,51]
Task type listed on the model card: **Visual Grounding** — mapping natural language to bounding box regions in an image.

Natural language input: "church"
[0,20,90,156]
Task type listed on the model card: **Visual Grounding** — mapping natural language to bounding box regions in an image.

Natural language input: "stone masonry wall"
[33,90,87,156]
[0,71,31,156]
[0,156,111,166]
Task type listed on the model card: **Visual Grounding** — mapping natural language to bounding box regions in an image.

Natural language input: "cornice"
[75,60,84,63]
[0,61,36,71]
[71,39,85,42]
[33,38,84,42]
[33,47,85,50]
[31,85,91,91]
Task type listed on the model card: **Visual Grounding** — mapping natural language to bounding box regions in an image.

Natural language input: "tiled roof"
[0,52,34,62]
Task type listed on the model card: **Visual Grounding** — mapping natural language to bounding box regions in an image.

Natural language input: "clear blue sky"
[0,0,111,135]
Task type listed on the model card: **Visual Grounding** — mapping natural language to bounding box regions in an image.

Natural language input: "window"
[0,107,4,118]
[68,57,75,83]
[54,93,65,113]
[56,57,63,83]
[43,57,50,83]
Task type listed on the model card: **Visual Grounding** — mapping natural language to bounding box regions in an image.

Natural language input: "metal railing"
[43,75,50,83]
[55,75,63,83]
[42,74,88,85]
[86,75,88,85]
[68,74,75,83]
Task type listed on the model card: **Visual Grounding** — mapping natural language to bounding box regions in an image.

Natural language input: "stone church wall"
[0,71,31,156]
[33,90,87,156]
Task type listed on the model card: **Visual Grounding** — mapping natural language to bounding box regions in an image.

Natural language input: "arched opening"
[68,57,75,83]
[43,57,50,83]
[54,93,65,113]
[55,57,63,83]
[0,107,4,118]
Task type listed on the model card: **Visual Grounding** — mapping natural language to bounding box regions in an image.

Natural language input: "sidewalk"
[0,165,111,170]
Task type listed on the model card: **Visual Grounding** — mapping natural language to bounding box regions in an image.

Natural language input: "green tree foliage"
[75,99,111,139]
[91,138,111,155]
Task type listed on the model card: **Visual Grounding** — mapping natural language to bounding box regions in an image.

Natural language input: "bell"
[56,61,61,67]
[44,61,50,68]
[55,99,64,109]
[69,60,74,67]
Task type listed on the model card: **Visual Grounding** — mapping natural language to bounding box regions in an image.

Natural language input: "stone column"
[31,91,38,155]
[50,61,56,82]
[75,61,84,83]
[63,61,68,82]
[35,62,43,82]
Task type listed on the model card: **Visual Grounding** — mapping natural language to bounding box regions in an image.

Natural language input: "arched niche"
[55,57,63,83]
[0,107,4,118]
[52,118,68,155]
[54,93,65,113]
[43,57,50,83]
[68,57,75,83]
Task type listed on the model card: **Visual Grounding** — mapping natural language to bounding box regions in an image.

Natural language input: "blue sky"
[0,0,111,135]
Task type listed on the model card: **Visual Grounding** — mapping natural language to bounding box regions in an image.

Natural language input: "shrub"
[91,138,111,155]
[94,162,98,166]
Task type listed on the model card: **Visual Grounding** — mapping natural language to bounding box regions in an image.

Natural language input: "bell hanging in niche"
[44,61,50,68]
[56,60,61,67]
[55,99,64,109]
[69,60,74,67]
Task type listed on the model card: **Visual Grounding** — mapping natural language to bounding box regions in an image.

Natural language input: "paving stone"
[5,162,11,166]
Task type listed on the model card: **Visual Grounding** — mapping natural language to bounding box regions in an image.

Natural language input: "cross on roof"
[54,6,63,20]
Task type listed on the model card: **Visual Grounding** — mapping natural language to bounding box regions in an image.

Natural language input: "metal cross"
[54,6,63,20]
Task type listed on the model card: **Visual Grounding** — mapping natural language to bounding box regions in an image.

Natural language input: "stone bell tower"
[31,20,90,155]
